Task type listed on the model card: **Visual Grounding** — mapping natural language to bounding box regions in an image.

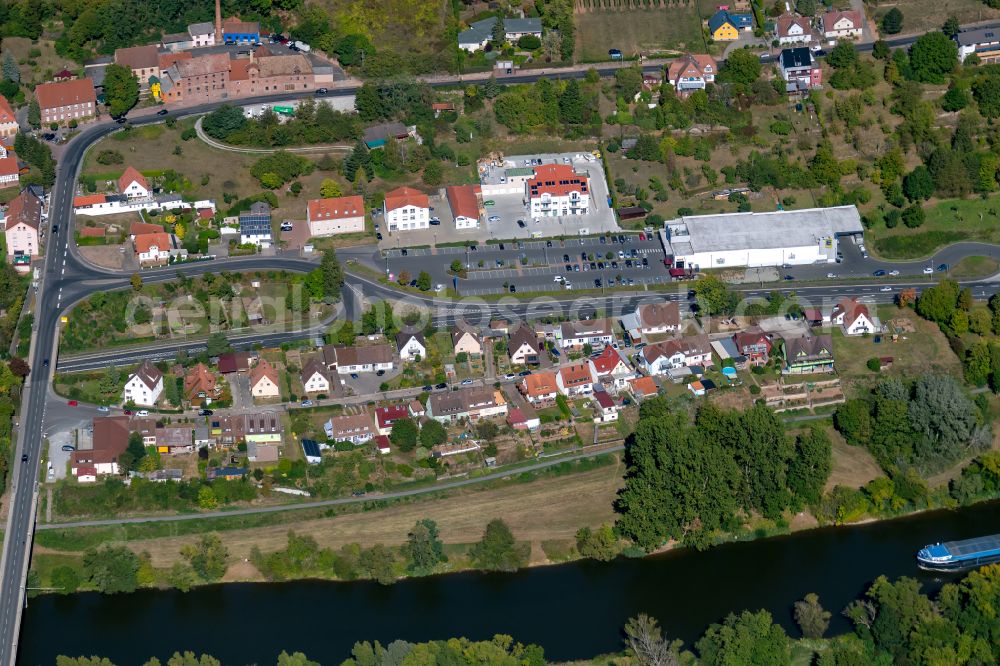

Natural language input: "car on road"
[880,286,893,292]
[316,87,329,94]
[97,405,109,412]
[504,373,516,380]
[52,224,58,234]
[461,379,474,385]
[429,217,441,225]
[435,382,448,390]
[68,400,78,406]
[301,400,313,407]
[21,454,27,462]
[422,385,434,391]
[156,109,169,116]
[518,370,531,376]
[376,232,383,240]
[937,263,949,272]
[516,219,526,228]
[350,373,359,379]
[509,284,516,292]
[199,409,213,416]
[376,369,385,376]
[889,270,900,276]
[115,116,127,124]
[923,267,934,274]
[873,270,886,277]
[42,358,48,366]
[61,445,76,452]
[784,275,794,281]
[483,200,495,206]
[826,273,837,278]
[136,409,149,416]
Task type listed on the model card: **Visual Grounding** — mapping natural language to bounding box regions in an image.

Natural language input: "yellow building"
[709,11,741,41]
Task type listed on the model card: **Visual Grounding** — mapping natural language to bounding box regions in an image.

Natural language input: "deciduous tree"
[469,518,527,571]
[103,63,139,118]
[793,593,831,638]
[401,519,445,574]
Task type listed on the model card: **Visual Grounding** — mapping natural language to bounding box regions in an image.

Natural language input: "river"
[18,500,1000,665]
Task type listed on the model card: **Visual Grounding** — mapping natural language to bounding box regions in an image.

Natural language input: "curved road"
[193,116,352,155]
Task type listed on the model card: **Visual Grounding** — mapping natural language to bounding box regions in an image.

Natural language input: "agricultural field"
[874,0,1000,36]
[574,2,709,61]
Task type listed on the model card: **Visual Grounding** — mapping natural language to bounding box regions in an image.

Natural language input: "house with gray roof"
[956,27,1000,63]
[458,16,542,52]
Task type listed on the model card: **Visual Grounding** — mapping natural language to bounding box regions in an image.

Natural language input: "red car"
[67,400,78,406]
[639,232,646,241]
[123,409,132,415]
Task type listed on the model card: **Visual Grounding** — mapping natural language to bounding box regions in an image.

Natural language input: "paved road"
[37,444,625,530]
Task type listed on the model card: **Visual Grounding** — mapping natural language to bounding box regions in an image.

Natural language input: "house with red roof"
[592,390,619,423]
[666,54,718,96]
[4,189,42,271]
[556,362,596,397]
[520,371,558,405]
[589,346,635,392]
[307,195,365,237]
[375,404,410,435]
[526,164,589,218]
[0,95,18,138]
[776,14,814,45]
[628,376,659,399]
[831,297,876,336]
[639,334,713,376]
[446,184,483,229]
[383,186,430,232]
[34,78,96,125]
[821,10,863,40]
[133,232,172,265]
[119,166,150,199]
[733,327,772,366]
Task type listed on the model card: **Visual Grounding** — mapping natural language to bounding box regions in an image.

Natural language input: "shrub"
[867,357,881,372]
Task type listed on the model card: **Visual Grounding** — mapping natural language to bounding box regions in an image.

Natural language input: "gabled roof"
[593,391,616,409]
[188,21,215,37]
[508,324,539,354]
[452,325,481,347]
[217,351,253,374]
[628,376,658,397]
[159,52,192,71]
[822,9,862,29]
[329,412,374,437]
[956,27,1000,46]
[177,53,230,77]
[130,221,163,235]
[301,356,329,384]
[183,363,217,397]
[777,13,814,38]
[114,45,159,70]
[458,16,543,45]
[223,16,260,34]
[133,232,171,255]
[34,78,96,110]
[395,331,426,349]
[4,190,42,231]
[131,360,162,391]
[638,302,680,330]
[523,371,558,397]
[446,184,482,220]
[561,318,612,340]
[76,416,130,465]
[249,358,279,389]
[332,344,394,366]
[783,333,834,361]
[384,186,429,213]
[375,404,410,429]
[591,346,627,375]
[118,166,148,193]
[308,195,364,221]
[780,47,814,69]
[733,327,772,352]
[642,334,711,363]
[0,96,16,125]
[832,297,870,326]
[74,194,106,207]
[667,53,718,82]
[708,10,737,32]
[559,362,593,387]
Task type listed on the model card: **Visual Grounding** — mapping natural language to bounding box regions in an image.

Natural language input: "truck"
[293,41,311,52]
[272,105,295,116]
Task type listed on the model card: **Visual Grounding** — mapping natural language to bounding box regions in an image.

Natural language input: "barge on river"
[917,534,1000,572]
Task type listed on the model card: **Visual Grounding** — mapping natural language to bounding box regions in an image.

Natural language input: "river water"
[18,500,1000,665]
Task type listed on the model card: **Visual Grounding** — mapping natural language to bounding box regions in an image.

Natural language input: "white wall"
[678,243,832,269]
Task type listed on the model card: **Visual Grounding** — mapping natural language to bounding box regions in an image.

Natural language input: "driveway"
[47,431,75,481]
[229,374,251,410]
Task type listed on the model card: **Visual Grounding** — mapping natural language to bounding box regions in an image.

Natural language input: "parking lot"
[386,231,671,295]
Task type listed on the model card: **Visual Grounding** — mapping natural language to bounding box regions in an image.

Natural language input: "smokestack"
[215,0,222,43]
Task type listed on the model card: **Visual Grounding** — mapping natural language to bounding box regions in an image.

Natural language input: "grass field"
[832,306,961,391]
[36,455,624,570]
[950,255,1000,279]
[574,5,707,61]
[875,0,1000,36]
[870,197,1000,259]
[825,427,882,490]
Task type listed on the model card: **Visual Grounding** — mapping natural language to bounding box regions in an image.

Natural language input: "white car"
[461,379,473,385]
[488,215,501,223]
[504,373,516,380]
[553,275,563,282]
[136,410,149,417]
[880,286,893,292]
[923,267,934,274]
[888,270,900,276]
[280,222,293,231]
[826,272,837,279]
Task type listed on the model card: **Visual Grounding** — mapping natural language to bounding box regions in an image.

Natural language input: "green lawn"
[950,255,1000,279]
[574,5,708,61]
[870,197,1000,259]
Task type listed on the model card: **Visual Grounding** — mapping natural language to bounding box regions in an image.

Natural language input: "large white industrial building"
[660,206,864,269]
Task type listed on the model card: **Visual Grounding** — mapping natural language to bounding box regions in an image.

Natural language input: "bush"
[867,357,881,372]
[517,34,541,50]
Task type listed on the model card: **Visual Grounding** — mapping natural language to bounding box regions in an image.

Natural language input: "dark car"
[509,284,516,292]
[376,369,385,376]
[115,116,127,124]
[350,373,359,379]
[611,235,619,244]
[600,236,607,244]
[199,409,214,416]
[376,232,383,240]
[422,385,434,391]
[435,382,448,390]
[518,370,532,376]
[52,224,59,234]
[42,358,49,366]
[642,257,649,266]
[594,278,602,288]
[565,264,572,272]
[499,243,505,250]
[316,87,329,95]
[401,248,408,256]
[21,454,27,463]
[563,254,570,262]
[546,240,553,247]
[156,109,169,116]
[408,279,417,287]
[873,269,886,277]
[516,220,526,228]
[784,274,795,281]
[937,263,949,272]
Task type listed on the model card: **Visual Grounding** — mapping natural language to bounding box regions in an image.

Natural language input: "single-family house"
[301,357,331,394]
[782,333,835,374]
[446,184,483,229]
[559,318,615,350]
[507,406,541,431]
[628,375,659,399]
[452,326,482,356]
[327,344,395,374]
[426,387,507,423]
[620,302,681,340]
[187,21,216,47]
[733,327,772,365]
[0,95,19,138]
[307,195,365,237]
[396,332,427,362]
[153,425,195,454]
[249,358,281,399]
[409,400,425,419]
[556,362,595,397]
[0,144,20,187]
[328,413,375,445]
[383,186,430,232]
[217,351,254,374]
[777,13,815,45]
[239,201,272,247]
[301,439,323,464]
[208,466,248,480]
[708,10,746,40]
[592,390,619,423]
[118,166,150,199]
[508,324,541,365]
[457,16,543,52]
[363,122,410,149]
[589,346,634,392]
[521,371,558,405]
[122,360,163,407]
[183,363,220,401]
[666,53,718,96]
[244,412,283,444]
[133,232,172,266]
[375,404,410,435]
[779,47,822,94]
[639,335,713,376]
[114,45,160,92]
[72,416,129,477]
[831,297,876,336]
[956,27,1000,64]
[77,466,98,483]
[821,10,863,40]
[3,189,42,272]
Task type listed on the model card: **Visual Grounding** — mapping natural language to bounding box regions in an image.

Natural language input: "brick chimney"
[215,0,222,43]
